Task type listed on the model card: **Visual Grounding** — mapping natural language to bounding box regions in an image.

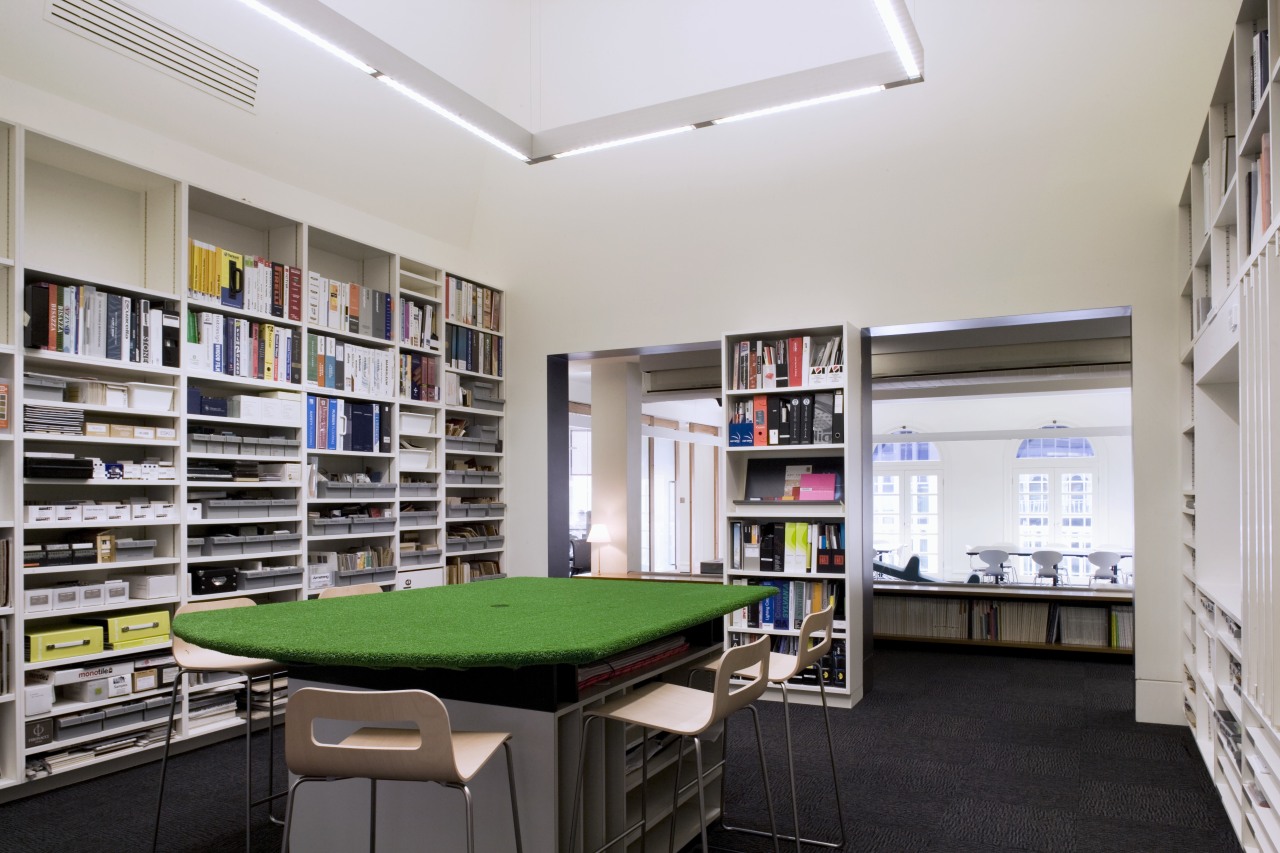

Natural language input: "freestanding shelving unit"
[0,122,507,801]
[1179,3,1280,849]
[719,322,866,709]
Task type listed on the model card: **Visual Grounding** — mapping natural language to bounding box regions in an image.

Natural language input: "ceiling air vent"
[46,0,257,111]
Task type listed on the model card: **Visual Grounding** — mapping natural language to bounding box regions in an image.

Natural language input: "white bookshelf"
[0,125,509,799]
[1180,4,1280,849]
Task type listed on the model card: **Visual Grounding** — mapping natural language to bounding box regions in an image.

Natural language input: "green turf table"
[176,577,774,853]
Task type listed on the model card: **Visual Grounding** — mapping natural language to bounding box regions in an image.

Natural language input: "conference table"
[174,577,771,853]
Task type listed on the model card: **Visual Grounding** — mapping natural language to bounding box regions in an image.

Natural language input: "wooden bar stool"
[570,634,779,853]
[280,687,523,853]
[317,582,386,599]
[701,605,845,851]
[151,598,286,853]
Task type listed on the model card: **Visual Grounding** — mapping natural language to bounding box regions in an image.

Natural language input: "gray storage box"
[271,566,304,587]
[54,710,104,741]
[203,535,245,556]
[188,435,212,454]
[238,567,275,590]
[202,499,243,520]
[446,504,469,519]
[102,701,146,729]
[479,472,501,484]
[25,373,68,402]
[467,504,491,518]
[242,534,275,554]
[400,548,441,567]
[445,471,465,484]
[400,482,438,498]
[143,696,175,721]
[369,518,395,533]
[316,481,354,498]
[272,532,302,553]
[115,539,157,561]
[186,537,205,559]
[487,535,505,549]
[474,424,499,441]
[348,515,373,534]
[309,518,350,536]
[336,567,395,586]
[240,499,272,517]
[400,510,438,526]
[470,397,504,412]
[269,498,297,518]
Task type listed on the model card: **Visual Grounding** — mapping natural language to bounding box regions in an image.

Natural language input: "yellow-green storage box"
[109,635,171,651]
[25,624,104,663]
[73,610,171,647]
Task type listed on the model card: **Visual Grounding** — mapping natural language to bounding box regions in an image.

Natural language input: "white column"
[590,361,642,574]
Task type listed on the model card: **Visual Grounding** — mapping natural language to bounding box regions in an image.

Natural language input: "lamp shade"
[586,523,611,544]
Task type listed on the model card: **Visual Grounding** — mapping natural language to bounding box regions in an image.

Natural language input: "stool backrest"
[287,687,463,784]
[1031,550,1063,577]
[317,583,385,599]
[711,635,772,722]
[794,605,834,671]
[1088,550,1121,571]
[978,549,1009,570]
[172,597,257,668]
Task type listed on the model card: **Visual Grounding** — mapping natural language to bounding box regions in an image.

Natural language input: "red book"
[287,266,303,321]
[787,337,804,387]
[753,394,768,446]
[271,262,284,318]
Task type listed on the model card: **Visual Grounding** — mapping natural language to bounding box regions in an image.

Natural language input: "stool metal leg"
[459,784,474,853]
[150,669,186,853]
[501,740,524,853]
[746,704,782,853]
[814,667,847,849]
[667,735,685,853]
[780,683,801,853]
[369,779,377,852]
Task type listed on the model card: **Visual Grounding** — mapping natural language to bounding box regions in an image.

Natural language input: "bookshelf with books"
[442,275,505,584]
[721,323,865,708]
[1180,3,1280,849]
[394,259,445,588]
[303,229,400,596]
[0,120,14,792]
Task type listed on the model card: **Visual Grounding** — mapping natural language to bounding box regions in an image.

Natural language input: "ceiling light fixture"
[873,0,922,79]
[375,74,530,162]
[234,0,373,75]
[552,126,696,159]
[713,84,885,126]
[232,0,922,164]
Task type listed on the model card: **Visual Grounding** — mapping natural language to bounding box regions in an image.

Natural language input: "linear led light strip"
[237,0,918,163]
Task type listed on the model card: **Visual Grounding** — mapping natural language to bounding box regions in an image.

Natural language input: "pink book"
[797,472,837,501]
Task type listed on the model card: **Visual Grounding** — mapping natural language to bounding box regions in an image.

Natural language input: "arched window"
[1013,424,1099,584]
[872,429,942,574]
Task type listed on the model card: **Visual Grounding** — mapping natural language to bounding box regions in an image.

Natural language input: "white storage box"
[126,382,174,412]
[396,568,444,590]
[114,573,178,600]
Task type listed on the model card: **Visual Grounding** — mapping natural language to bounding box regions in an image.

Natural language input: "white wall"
[466,2,1237,723]
[873,390,1134,580]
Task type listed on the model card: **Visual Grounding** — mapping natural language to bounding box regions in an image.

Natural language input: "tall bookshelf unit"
[1180,3,1280,849]
[720,323,865,710]
[0,123,507,800]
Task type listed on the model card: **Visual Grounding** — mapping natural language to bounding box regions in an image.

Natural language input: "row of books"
[309,546,395,572]
[445,274,501,331]
[1247,133,1272,253]
[185,312,301,383]
[305,395,392,453]
[728,633,847,687]
[24,283,179,367]
[729,578,845,630]
[188,241,303,322]
[447,559,501,584]
[308,273,394,341]
[400,298,438,350]
[874,595,1135,649]
[729,521,844,573]
[1251,26,1270,117]
[727,390,844,447]
[448,326,503,377]
[399,353,440,403]
[729,335,843,391]
[305,334,396,398]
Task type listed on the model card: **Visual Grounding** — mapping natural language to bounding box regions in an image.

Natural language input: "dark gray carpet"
[0,648,1241,852]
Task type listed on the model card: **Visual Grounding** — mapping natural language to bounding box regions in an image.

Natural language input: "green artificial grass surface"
[173,577,773,669]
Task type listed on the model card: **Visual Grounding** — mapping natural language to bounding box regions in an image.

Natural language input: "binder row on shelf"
[305,333,396,398]
[730,521,844,573]
[447,326,503,377]
[305,395,392,453]
[728,389,844,447]
[445,274,502,331]
[729,578,844,631]
[188,241,303,321]
[399,353,440,403]
[24,282,179,367]
[729,334,843,391]
[186,312,300,383]
[728,631,846,687]
[400,299,437,350]
[307,273,394,341]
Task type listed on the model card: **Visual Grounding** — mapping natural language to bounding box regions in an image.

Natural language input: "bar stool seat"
[151,598,285,853]
[571,634,779,853]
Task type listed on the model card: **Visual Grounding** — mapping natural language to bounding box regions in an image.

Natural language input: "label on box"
[26,505,54,523]
[84,422,108,436]
[107,675,131,697]
[133,426,156,440]
[81,504,108,522]
[156,427,176,440]
[108,424,134,439]
[132,669,158,692]
[26,661,135,686]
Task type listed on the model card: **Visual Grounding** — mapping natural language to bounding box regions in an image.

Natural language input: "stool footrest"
[584,817,646,853]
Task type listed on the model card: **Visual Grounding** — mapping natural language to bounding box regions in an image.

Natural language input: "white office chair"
[1031,550,1063,585]
[977,549,1011,584]
[1088,550,1122,585]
